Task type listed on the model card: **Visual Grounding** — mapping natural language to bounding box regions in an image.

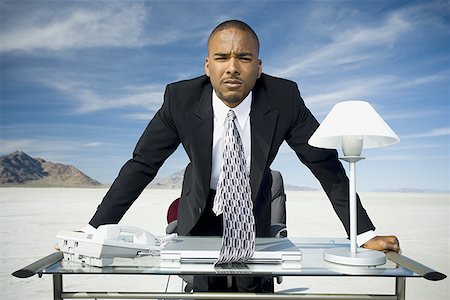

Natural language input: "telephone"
[57,224,176,267]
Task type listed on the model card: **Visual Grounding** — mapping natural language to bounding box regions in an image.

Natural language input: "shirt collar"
[212,91,252,127]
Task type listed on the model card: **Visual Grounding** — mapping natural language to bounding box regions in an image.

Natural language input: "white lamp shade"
[308,101,400,150]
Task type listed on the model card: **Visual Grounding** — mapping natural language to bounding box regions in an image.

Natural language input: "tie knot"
[227,109,236,121]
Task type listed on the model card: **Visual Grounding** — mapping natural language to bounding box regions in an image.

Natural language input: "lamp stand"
[323,156,386,266]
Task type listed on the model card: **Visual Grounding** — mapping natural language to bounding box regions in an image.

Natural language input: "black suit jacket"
[89,73,375,237]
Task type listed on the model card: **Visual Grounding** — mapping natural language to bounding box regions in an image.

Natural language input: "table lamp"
[308,100,400,266]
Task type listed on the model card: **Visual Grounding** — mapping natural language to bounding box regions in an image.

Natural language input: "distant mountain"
[0,151,101,187]
[149,169,185,189]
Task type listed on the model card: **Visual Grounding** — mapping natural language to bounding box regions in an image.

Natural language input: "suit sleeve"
[285,83,375,236]
[89,84,181,228]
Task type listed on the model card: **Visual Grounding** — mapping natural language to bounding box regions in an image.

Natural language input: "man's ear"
[257,58,262,78]
[205,58,210,77]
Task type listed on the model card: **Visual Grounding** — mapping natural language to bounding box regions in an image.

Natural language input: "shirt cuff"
[80,224,97,234]
[357,230,376,247]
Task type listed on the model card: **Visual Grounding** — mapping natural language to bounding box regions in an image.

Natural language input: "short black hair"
[208,20,260,54]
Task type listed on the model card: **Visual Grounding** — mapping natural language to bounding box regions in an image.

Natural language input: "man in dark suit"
[87,20,400,292]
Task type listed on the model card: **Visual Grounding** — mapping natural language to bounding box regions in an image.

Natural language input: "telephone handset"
[92,224,156,247]
[57,224,176,267]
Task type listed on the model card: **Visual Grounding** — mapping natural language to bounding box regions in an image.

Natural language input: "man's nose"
[226,57,240,75]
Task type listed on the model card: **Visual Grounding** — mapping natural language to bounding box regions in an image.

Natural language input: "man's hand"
[54,230,84,251]
[363,235,400,253]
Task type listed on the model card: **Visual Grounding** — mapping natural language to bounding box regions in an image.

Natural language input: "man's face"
[205,28,262,107]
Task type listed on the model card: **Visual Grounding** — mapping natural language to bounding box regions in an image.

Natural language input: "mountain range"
[0,151,101,187]
[149,169,185,189]
[0,151,318,190]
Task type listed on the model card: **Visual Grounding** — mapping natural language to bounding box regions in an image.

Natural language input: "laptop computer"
[161,236,301,267]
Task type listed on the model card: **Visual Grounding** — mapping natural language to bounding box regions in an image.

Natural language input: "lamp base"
[323,247,386,266]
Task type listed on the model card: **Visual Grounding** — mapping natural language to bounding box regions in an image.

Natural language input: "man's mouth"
[222,78,242,89]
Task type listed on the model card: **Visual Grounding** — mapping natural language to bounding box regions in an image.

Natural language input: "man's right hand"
[363,235,400,253]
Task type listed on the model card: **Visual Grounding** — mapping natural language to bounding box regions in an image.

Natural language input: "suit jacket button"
[198,207,202,213]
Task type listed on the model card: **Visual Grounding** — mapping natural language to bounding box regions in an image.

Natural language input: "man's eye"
[240,57,252,61]
[215,57,228,61]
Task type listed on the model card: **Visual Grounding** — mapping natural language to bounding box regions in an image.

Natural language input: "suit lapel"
[187,83,213,202]
[250,83,278,203]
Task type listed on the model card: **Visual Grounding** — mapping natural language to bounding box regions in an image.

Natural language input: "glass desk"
[13,237,446,300]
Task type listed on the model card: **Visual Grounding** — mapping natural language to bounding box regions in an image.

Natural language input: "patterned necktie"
[213,109,256,265]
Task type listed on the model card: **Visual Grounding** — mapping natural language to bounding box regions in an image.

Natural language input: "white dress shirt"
[210,90,252,190]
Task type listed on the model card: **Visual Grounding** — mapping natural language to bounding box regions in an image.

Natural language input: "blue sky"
[1,0,449,191]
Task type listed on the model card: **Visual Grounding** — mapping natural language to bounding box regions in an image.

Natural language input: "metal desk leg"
[53,274,63,300]
[395,277,406,300]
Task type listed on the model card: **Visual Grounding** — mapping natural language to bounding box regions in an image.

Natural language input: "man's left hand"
[363,235,400,253]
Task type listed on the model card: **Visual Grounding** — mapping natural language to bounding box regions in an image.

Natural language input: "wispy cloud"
[41,79,165,114]
[82,142,103,148]
[125,112,160,121]
[382,108,449,121]
[0,138,103,155]
[403,127,450,139]
[270,12,411,78]
[306,76,395,107]
[0,2,149,52]
[0,1,215,53]
[394,73,450,89]
[304,70,448,115]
